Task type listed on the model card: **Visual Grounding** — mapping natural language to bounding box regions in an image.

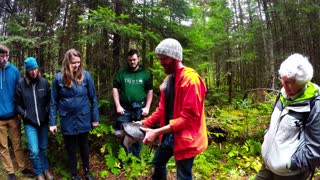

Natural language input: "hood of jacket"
[0,62,20,118]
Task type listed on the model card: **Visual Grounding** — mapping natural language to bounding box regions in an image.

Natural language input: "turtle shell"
[121,122,146,141]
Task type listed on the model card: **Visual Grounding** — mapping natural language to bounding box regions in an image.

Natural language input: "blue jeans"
[24,124,49,175]
[152,134,195,180]
[176,157,195,180]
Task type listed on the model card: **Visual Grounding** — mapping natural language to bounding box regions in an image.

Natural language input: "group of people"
[1,37,319,180]
[114,39,320,180]
[0,45,36,180]
[113,38,208,180]
[0,38,208,180]
[0,45,98,180]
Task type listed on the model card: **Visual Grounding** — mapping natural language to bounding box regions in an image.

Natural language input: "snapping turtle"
[114,122,146,153]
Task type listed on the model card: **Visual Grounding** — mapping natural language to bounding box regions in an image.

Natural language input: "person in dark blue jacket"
[0,44,34,180]
[49,49,99,180]
[15,57,54,180]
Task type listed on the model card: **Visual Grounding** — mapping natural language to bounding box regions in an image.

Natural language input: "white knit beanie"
[155,38,183,61]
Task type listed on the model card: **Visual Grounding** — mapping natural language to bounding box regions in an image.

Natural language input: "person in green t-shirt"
[112,49,153,158]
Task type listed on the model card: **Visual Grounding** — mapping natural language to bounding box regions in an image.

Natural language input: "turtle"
[113,122,147,153]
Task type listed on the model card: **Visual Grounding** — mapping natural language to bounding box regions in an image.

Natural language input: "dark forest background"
[1,0,319,103]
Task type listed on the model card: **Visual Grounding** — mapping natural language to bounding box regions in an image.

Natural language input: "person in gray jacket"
[256,53,320,180]
[15,57,54,180]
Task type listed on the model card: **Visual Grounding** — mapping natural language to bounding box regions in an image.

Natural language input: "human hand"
[50,126,57,134]
[92,121,99,127]
[134,121,143,125]
[140,127,158,144]
[116,105,125,115]
[141,107,149,116]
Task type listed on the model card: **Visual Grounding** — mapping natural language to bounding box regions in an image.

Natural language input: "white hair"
[278,53,313,85]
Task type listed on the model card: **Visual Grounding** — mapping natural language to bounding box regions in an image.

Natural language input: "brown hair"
[61,49,83,87]
[0,44,9,54]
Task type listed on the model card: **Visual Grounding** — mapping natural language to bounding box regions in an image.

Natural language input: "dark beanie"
[24,57,39,72]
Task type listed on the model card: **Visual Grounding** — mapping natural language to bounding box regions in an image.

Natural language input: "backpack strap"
[266,92,281,134]
[296,93,320,140]
[302,89,320,129]
[271,91,281,113]
[300,90,320,180]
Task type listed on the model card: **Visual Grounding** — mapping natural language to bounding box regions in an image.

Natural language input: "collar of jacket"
[280,82,319,107]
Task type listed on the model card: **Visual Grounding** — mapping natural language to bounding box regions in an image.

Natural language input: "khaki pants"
[0,118,25,174]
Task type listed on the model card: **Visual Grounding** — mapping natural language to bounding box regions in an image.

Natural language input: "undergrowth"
[46,91,277,179]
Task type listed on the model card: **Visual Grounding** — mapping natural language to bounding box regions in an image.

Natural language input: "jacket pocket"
[287,110,309,126]
[277,114,302,143]
[78,112,92,131]
[174,130,194,152]
[37,88,47,98]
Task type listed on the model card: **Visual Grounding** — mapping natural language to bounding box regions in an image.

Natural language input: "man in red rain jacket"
[139,38,208,180]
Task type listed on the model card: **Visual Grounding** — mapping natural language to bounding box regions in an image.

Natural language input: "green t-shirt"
[113,66,153,106]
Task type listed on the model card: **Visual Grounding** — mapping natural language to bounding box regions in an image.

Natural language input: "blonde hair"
[61,49,84,87]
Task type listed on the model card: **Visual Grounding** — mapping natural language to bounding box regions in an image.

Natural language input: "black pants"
[255,164,310,180]
[63,132,90,176]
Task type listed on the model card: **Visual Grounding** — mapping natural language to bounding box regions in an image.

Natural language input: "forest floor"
[1,148,320,179]
[0,148,176,180]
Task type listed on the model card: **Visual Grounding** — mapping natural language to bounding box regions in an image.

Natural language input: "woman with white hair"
[256,53,320,180]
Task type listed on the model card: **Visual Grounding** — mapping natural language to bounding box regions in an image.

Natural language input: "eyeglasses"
[278,77,295,88]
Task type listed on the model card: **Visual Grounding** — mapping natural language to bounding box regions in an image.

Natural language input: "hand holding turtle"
[50,126,57,134]
[141,107,149,116]
[92,121,99,127]
[116,105,125,115]
[140,127,159,144]
[133,120,143,124]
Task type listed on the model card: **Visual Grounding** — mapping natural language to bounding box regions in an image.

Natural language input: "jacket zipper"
[264,108,283,164]
[32,84,40,126]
